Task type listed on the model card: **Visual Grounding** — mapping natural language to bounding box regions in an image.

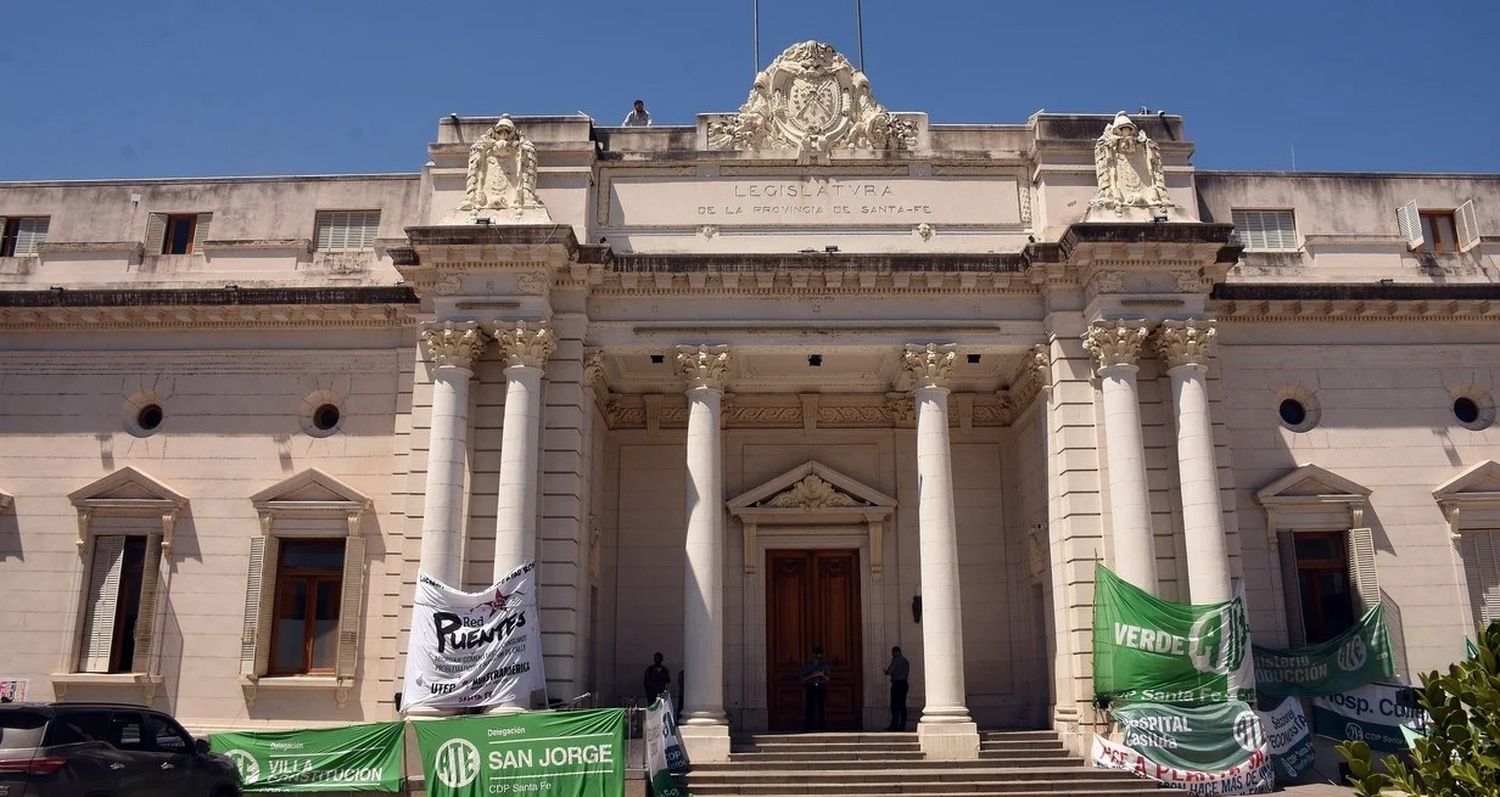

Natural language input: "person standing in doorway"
[801,646,831,732]
[643,652,672,705]
[883,646,910,731]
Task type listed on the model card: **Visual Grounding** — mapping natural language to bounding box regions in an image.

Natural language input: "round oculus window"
[1454,397,1481,425]
[313,404,341,431]
[1278,399,1307,428]
[136,404,164,431]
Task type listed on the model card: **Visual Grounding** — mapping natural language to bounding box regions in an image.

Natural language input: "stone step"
[978,740,1068,751]
[733,733,918,743]
[977,731,1059,740]
[734,742,922,754]
[705,754,1083,769]
[724,750,930,762]
[686,767,1140,784]
[683,777,1157,795]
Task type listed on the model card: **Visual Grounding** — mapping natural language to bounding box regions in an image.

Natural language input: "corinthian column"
[675,344,731,761]
[903,343,979,760]
[489,322,556,579]
[1083,320,1158,594]
[416,321,486,586]
[1158,320,1231,603]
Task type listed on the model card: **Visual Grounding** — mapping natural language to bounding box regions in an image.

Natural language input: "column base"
[402,706,456,720]
[678,723,731,763]
[918,719,979,760]
[484,703,528,716]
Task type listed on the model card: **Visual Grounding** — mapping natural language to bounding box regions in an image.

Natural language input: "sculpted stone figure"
[707,40,917,158]
[456,114,546,220]
[1087,111,1173,218]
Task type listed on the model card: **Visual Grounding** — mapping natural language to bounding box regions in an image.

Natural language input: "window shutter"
[144,214,167,255]
[13,218,50,256]
[79,536,126,673]
[239,536,280,677]
[315,210,380,252]
[192,213,213,253]
[1346,527,1381,612]
[1278,531,1307,647]
[1232,210,1297,251]
[335,536,366,680]
[1396,201,1423,250]
[130,535,164,671]
[1455,199,1480,252]
[1460,531,1500,628]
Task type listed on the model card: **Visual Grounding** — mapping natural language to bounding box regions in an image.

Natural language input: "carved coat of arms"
[708,41,917,157]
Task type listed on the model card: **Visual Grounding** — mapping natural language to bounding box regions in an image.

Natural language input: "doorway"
[765,549,864,731]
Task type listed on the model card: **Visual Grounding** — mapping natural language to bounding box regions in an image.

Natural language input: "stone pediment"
[0,488,11,512]
[1434,461,1500,535]
[707,40,918,158]
[1256,463,1371,533]
[729,461,895,519]
[250,468,371,516]
[68,466,187,512]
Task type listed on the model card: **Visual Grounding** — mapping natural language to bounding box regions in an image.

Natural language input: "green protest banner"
[1110,701,1269,774]
[209,721,404,793]
[645,695,690,797]
[1092,564,1255,705]
[1258,697,1316,783]
[1253,604,1393,697]
[413,709,625,797]
[1312,682,1426,753]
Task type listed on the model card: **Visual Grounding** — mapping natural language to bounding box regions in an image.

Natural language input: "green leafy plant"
[1338,620,1500,797]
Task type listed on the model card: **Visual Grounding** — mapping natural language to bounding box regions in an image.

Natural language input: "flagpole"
[753,0,760,74]
[855,0,865,71]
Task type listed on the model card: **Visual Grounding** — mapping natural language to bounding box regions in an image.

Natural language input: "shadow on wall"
[0,506,20,561]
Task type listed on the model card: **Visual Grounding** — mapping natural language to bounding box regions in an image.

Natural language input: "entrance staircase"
[681,730,1157,796]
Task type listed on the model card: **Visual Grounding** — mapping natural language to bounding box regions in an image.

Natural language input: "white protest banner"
[401,561,546,711]
[1092,735,1274,795]
[645,693,691,797]
[1258,698,1315,783]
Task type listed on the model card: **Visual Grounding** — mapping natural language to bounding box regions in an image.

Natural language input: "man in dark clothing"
[801,646,831,732]
[643,652,672,705]
[883,646,910,731]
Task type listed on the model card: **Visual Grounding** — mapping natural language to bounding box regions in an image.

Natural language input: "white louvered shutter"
[1396,201,1423,250]
[1347,527,1381,612]
[1278,532,1307,647]
[144,214,167,255]
[192,213,213,253]
[315,211,379,252]
[130,535,164,671]
[1233,210,1297,251]
[238,536,280,677]
[12,218,48,256]
[79,536,127,673]
[1460,531,1500,628]
[335,536,366,679]
[1455,199,1480,252]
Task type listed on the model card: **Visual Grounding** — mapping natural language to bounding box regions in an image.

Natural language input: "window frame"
[1231,208,1299,252]
[161,214,197,255]
[267,539,346,676]
[1292,531,1358,644]
[1418,210,1459,253]
[0,216,50,257]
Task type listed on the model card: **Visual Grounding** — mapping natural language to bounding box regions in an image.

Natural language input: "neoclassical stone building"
[2,41,1498,760]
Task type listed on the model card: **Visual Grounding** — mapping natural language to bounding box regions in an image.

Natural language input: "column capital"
[489,321,556,369]
[675,345,732,392]
[420,321,487,370]
[1156,318,1217,371]
[1028,342,1052,395]
[1082,319,1149,373]
[902,343,957,391]
[582,349,607,394]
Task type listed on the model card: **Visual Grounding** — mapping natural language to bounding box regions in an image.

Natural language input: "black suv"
[0,702,241,797]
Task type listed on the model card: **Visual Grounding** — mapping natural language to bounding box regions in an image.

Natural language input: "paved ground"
[1283,783,1354,797]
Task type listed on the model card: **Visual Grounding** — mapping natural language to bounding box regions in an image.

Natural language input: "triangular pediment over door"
[728,461,896,581]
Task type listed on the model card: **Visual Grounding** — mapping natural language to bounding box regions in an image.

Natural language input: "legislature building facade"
[2,41,1498,760]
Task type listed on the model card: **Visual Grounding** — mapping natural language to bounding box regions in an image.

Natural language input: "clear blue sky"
[3,0,1497,180]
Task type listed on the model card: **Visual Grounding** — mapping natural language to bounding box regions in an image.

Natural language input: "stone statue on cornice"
[455,114,548,222]
[1086,111,1173,220]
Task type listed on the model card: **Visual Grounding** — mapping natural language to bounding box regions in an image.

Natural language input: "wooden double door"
[766,549,863,731]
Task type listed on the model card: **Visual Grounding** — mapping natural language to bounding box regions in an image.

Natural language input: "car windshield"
[0,711,48,749]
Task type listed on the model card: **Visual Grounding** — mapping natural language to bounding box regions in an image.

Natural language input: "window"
[145,212,211,255]
[1232,209,1297,251]
[315,210,380,252]
[78,535,151,673]
[268,539,345,675]
[1293,532,1358,644]
[1398,199,1480,252]
[109,711,149,752]
[1419,211,1458,253]
[0,216,49,257]
[145,713,191,753]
